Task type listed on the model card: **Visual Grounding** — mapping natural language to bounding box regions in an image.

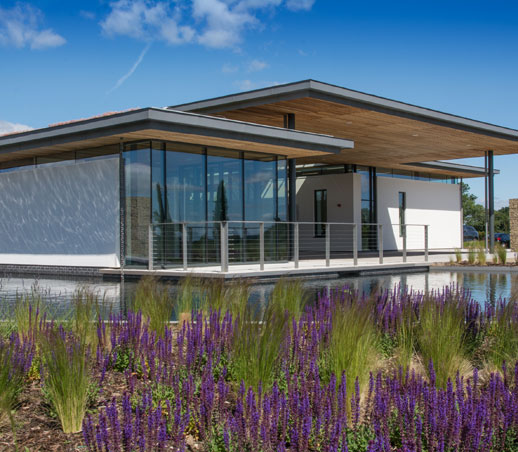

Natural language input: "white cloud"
[80,10,96,20]
[222,63,239,73]
[101,0,316,49]
[286,0,315,11]
[0,3,65,50]
[0,120,33,135]
[247,59,268,72]
[101,0,195,45]
[108,43,151,93]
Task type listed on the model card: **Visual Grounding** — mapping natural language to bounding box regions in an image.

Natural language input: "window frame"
[314,189,327,237]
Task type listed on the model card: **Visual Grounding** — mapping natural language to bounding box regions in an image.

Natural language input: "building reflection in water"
[0,270,515,319]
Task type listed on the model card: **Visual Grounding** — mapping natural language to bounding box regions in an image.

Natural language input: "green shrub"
[41,330,90,434]
[132,276,174,336]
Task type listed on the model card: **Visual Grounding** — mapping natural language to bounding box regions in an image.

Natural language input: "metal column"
[286,113,297,263]
[484,153,488,251]
[488,150,495,254]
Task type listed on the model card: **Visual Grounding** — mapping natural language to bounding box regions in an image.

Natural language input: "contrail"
[107,43,151,94]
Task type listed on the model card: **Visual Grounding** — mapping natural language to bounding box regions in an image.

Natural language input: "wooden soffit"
[202,96,517,168]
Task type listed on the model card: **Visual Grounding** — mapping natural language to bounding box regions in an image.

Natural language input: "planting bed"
[2,280,518,451]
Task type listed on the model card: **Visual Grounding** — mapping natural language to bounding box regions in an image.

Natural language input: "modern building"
[0,80,515,273]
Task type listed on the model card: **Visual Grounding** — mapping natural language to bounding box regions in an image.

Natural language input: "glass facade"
[357,166,377,250]
[122,141,288,267]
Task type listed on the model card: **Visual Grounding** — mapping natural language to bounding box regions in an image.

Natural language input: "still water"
[0,269,516,318]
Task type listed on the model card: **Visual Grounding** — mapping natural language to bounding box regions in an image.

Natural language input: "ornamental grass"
[132,276,174,336]
[8,281,518,451]
[40,328,91,434]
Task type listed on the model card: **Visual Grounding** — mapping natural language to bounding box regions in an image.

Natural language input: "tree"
[461,182,509,233]
[213,181,228,222]
[495,206,510,233]
[461,182,485,233]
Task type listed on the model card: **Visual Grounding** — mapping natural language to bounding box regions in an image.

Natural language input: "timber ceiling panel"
[208,97,518,166]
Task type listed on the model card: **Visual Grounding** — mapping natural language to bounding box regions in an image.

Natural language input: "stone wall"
[510,199,518,250]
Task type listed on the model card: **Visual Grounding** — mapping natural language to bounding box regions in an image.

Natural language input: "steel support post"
[353,224,358,266]
[288,159,297,260]
[182,222,188,270]
[378,224,383,264]
[488,150,495,254]
[148,224,154,270]
[294,222,299,268]
[220,222,228,272]
[402,225,407,263]
[325,224,331,267]
[485,152,488,251]
[424,225,429,262]
[259,222,265,271]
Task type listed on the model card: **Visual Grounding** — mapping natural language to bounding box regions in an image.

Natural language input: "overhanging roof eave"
[0,107,353,158]
[170,79,518,141]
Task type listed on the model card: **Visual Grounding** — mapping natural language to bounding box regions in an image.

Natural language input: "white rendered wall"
[376,177,462,250]
[0,158,120,267]
[296,173,362,253]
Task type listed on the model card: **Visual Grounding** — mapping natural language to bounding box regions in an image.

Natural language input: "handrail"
[148,220,430,272]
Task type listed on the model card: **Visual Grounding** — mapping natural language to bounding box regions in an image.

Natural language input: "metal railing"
[146,221,429,272]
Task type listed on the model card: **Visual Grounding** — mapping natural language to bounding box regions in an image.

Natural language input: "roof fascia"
[171,79,518,142]
[0,107,353,156]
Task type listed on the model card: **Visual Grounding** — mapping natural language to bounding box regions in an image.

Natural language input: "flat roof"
[170,80,518,171]
[0,107,353,164]
[171,79,518,140]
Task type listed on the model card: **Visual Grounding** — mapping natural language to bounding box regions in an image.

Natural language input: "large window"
[123,141,288,267]
[314,189,327,237]
[124,143,151,267]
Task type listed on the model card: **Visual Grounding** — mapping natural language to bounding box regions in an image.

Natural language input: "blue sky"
[1,0,517,207]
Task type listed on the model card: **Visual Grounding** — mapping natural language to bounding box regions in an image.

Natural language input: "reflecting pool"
[0,269,516,318]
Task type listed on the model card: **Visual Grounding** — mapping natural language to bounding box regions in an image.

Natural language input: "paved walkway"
[102,252,463,279]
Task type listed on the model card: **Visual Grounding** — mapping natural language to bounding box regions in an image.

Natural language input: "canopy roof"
[0,107,353,166]
[172,79,516,177]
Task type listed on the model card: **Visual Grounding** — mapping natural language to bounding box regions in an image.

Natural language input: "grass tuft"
[454,248,462,263]
[132,276,173,336]
[269,278,308,321]
[477,246,487,265]
[231,301,289,391]
[487,301,518,369]
[495,244,507,265]
[322,295,379,397]
[417,297,471,387]
[40,329,90,434]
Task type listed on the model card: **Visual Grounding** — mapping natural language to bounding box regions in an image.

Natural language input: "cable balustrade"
[147,221,430,272]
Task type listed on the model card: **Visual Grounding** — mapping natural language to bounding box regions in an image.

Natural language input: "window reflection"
[124,143,151,267]
[124,141,289,267]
